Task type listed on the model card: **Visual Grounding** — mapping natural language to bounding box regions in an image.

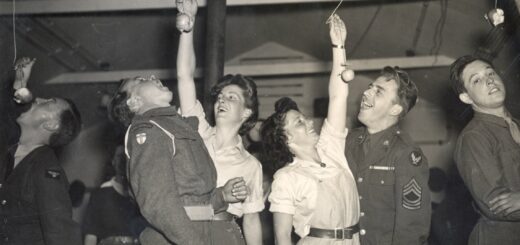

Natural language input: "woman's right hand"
[328,14,347,46]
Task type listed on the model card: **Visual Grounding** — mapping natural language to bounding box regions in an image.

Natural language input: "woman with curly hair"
[176,1,263,244]
[261,15,360,245]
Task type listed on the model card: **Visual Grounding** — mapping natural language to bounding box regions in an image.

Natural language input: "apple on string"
[485,8,505,27]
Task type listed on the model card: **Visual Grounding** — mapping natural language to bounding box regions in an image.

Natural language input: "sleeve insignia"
[402,178,422,210]
[136,133,147,144]
[410,151,422,166]
[45,169,61,179]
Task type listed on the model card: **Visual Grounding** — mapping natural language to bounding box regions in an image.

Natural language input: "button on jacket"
[345,125,431,245]
[454,112,520,245]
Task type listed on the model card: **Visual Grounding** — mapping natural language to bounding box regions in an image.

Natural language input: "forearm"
[326,46,349,131]
[210,187,229,213]
[177,31,198,113]
[243,213,262,245]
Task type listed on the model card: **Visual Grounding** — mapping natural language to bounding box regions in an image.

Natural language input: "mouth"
[489,87,499,95]
[360,97,373,110]
[216,105,228,114]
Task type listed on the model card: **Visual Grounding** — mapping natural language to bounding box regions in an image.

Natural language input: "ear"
[459,92,473,105]
[126,96,143,112]
[42,119,60,132]
[389,104,403,117]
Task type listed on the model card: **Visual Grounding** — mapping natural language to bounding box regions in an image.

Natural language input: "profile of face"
[283,110,318,151]
[213,84,252,126]
[459,60,505,111]
[126,76,173,112]
[17,97,69,131]
[358,77,402,126]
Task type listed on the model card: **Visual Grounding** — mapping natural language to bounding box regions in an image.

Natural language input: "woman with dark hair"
[176,1,263,244]
[261,15,359,245]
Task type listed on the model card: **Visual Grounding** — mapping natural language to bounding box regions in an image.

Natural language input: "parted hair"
[449,55,494,95]
[260,97,299,172]
[49,98,82,147]
[381,66,418,119]
[210,74,259,135]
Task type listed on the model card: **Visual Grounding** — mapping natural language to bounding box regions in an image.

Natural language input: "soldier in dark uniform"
[450,55,520,245]
[345,66,431,245]
[0,57,82,245]
[110,75,249,245]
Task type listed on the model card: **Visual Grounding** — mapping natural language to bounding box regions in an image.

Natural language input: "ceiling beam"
[0,0,357,15]
[45,55,455,84]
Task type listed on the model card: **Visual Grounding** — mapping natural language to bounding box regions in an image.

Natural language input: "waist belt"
[212,211,235,221]
[308,223,360,240]
[98,236,140,245]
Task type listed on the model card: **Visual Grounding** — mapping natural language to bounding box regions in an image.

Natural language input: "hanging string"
[326,0,343,24]
[12,0,17,65]
[495,0,498,9]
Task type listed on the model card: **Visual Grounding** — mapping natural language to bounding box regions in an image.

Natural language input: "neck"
[365,118,397,134]
[214,123,241,150]
[292,145,320,163]
[19,128,48,147]
[472,105,507,118]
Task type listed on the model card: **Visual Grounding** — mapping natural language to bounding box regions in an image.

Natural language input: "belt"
[212,211,235,221]
[98,236,140,245]
[308,223,360,240]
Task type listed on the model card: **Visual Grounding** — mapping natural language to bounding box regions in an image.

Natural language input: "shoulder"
[31,147,68,183]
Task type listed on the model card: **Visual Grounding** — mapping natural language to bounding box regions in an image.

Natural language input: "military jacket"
[454,112,520,245]
[345,125,431,245]
[125,106,227,245]
[0,146,81,245]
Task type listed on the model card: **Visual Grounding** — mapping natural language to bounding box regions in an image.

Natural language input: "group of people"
[0,0,519,244]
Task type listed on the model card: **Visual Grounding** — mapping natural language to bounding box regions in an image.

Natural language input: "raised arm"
[326,14,351,131]
[176,0,198,113]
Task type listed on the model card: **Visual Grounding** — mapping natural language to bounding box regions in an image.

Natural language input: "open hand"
[13,57,36,90]
[222,177,248,203]
[328,14,347,46]
[489,192,520,216]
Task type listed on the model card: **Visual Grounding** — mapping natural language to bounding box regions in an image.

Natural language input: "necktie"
[504,116,520,145]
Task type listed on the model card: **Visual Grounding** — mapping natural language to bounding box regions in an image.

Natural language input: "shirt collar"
[473,111,508,128]
[213,135,247,157]
[136,106,178,119]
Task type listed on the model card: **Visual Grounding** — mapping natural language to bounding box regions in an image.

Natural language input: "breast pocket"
[368,166,396,209]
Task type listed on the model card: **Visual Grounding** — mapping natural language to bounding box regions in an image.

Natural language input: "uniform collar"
[357,124,401,144]
[473,111,511,128]
[136,106,178,120]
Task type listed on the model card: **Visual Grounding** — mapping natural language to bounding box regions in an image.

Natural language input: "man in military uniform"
[110,75,249,245]
[450,55,520,245]
[0,57,82,245]
[345,66,431,245]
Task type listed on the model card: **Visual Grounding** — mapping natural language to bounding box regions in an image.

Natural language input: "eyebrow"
[376,84,385,92]
[468,65,492,82]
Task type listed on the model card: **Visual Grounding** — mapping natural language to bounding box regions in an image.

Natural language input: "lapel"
[346,128,367,175]
[5,146,43,184]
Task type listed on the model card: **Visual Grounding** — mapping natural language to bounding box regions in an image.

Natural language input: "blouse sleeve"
[269,170,296,215]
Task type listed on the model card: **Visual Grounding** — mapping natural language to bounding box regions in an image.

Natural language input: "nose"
[486,77,495,86]
[363,88,374,97]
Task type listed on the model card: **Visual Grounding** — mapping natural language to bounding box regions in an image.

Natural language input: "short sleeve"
[269,170,296,215]
[178,100,214,139]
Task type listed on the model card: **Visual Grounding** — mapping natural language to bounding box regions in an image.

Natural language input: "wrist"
[332,44,345,49]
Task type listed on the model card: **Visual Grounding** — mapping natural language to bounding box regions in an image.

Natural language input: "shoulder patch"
[402,178,422,210]
[45,169,61,179]
[410,151,423,166]
[135,133,147,144]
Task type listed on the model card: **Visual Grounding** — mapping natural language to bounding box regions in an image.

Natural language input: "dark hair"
[210,74,259,135]
[108,78,136,128]
[260,97,299,172]
[381,66,418,119]
[449,55,494,95]
[49,98,82,147]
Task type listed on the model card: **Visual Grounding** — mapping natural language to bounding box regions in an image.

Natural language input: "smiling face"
[358,77,402,129]
[283,110,318,150]
[213,84,251,127]
[459,60,506,111]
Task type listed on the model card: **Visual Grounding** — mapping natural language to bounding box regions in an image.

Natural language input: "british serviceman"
[450,55,520,245]
[345,66,431,245]
[109,74,249,245]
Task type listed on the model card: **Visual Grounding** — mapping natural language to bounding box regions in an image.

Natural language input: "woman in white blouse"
[261,15,360,245]
[176,1,264,244]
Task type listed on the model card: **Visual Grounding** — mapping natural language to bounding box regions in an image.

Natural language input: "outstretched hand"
[328,14,347,46]
[222,177,248,203]
[13,57,36,90]
[176,0,198,32]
